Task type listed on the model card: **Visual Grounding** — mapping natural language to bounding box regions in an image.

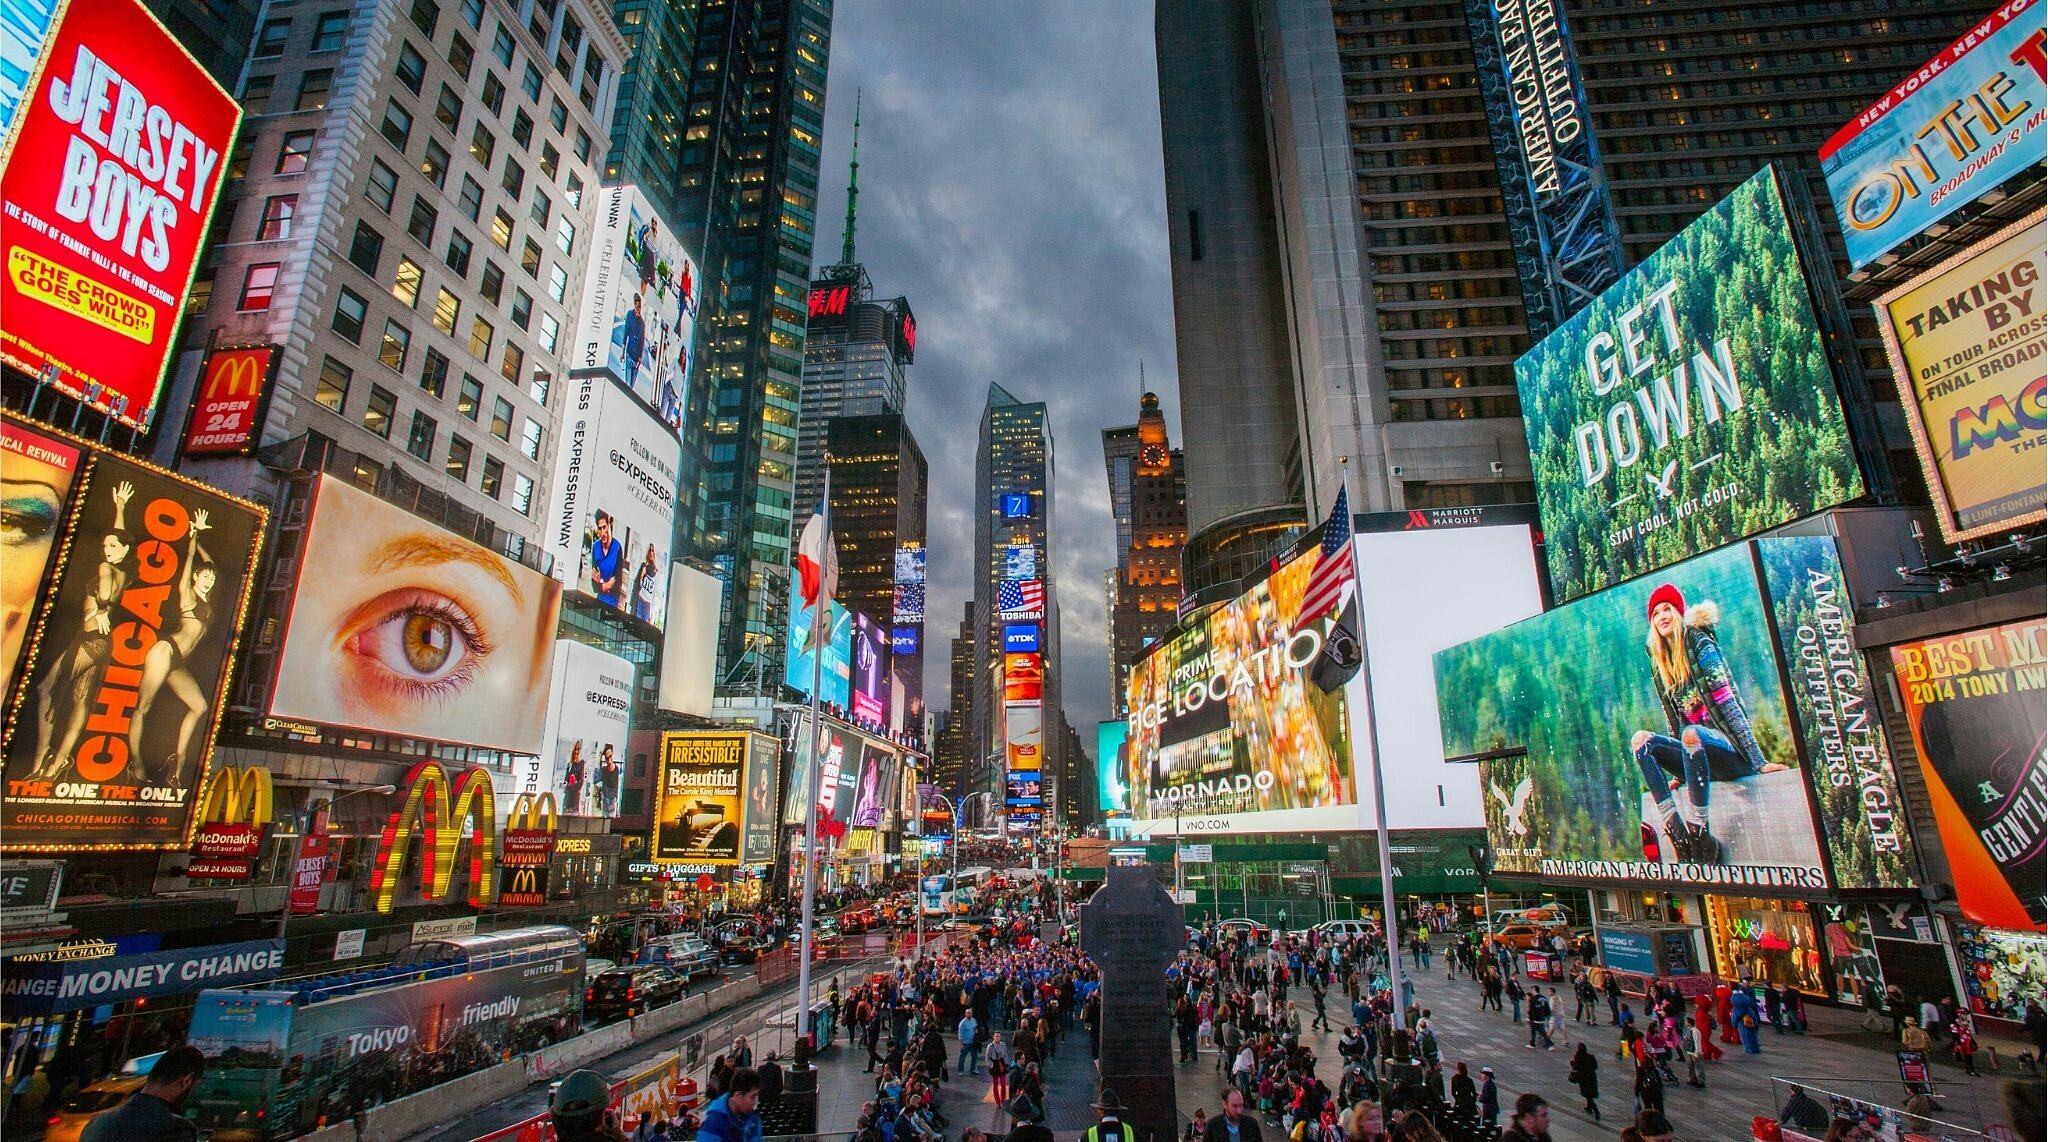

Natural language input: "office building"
[937,601,976,799]
[673,0,834,692]
[604,0,696,221]
[1102,390,1186,717]
[824,412,928,725]
[972,384,1060,817]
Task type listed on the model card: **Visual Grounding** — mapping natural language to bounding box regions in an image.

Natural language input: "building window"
[481,72,506,115]
[480,455,504,497]
[311,11,348,52]
[519,417,542,460]
[254,18,290,57]
[527,189,551,228]
[420,347,449,397]
[553,217,575,256]
[448,33,474,78]
[539,141,558,178]
[410,0,438,35]
[491,25,514,66]
[315,356,352,412]
[421,139,450,189]
[548,98,566,133]
[480,262,505,305]
[363,384,397,438]
[445,434,473,480]
[381,101,413,150]
[511,107,534,147]
[257,194,296,240]
[296,69,333,111]
[407,196,437,245]
[527,369,550,406]
[331,288,368,342]
[277,130,315,174]
[379,320,411,371]
[435,84,462,133]
[242,74,274,115]
[445,229,473,276]
[185,270,214,316]
[511,472,534,514]
[457,375,482,419]
[546,263,566,303]
[520,238,542,277]
[537,312,558,354]
[469,316,494,361]
[509,288,530,329]
[499,343,523,385]
[348,221,383,273]
[432,287,460,334]
[457,176,483,221]
[391,256,422,306]
[395,41,427,94]
[459,0,481,30]
[573,128,591,163]
[469,123,495,167]
[490,395,512,440]
[238,263,280,310]
[406,410,436,460]
[489,209,514,251]
[365,159,397,211]
[500,156,524,199]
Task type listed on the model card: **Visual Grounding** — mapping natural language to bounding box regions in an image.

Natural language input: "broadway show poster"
[738,731,779,864]
[1889,619,2046,929]
[1124,542,1357,830]
[652,732,744,865]
[1757,536,1918,889]
[850,742,889,828]
[1436,541,1830,889]
[3,444,264,849]
[2,415,80,693]
[1876,213,2047,543]
[1515,165,1863,602]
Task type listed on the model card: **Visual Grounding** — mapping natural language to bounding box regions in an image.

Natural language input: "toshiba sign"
[0,0,240,430]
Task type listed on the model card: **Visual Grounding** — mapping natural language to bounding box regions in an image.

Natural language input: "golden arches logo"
[202,348,268,398]
[507,791,557,832]
[195,765,274,828]
[501,864,549,906]
[366,760,497,914]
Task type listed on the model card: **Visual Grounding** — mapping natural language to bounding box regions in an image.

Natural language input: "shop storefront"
[1951,924,2047,1026]
[1704,895,1830,997]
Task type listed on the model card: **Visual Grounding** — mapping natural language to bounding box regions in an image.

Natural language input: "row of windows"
[311,355,533,510]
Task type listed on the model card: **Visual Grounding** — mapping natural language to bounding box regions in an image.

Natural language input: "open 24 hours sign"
[0,0,240,430]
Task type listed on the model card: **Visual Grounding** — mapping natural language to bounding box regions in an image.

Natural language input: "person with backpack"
[1526,988,1554,1050]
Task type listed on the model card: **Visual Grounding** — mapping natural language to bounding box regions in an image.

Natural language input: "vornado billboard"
[1515,165,1865,602]
[1123,541,1360,833]
[545,373,680,627]
[1,414,266,851]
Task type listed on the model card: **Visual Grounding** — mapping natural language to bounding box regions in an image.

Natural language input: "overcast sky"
[812,2,1182,748]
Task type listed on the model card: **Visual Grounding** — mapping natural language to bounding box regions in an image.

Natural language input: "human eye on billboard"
[269,476,561,753]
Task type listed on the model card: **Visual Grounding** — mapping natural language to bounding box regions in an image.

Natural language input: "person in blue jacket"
[1729,986,1763,1055]
[698,1067,764,1142]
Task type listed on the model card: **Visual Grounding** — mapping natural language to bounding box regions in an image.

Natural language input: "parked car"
[584,957,617,978]
[585,964,686,1021]
[1217,918,1271,939]
[840,906,879,933]
[1305,919,1376,943]
[711,923,771,964]
[1491,922,1569,951]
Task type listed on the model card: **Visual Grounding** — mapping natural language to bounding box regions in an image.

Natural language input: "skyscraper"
[972,385,1059,821]
[1102,391,1186,717]
[938,599,976,799]
[672,0,833,690]
[825,412,928,726]
[604,0,697,224]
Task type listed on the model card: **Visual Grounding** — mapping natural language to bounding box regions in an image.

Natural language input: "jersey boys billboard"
[1820,0,2046,270]
[1875,212,2046,543]
[1515,166,1864,602]
[0,0,240,430]
[1,419,266,851]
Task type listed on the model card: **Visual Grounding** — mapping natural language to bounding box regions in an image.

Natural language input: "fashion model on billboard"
[1631,583,1786,862]
[127,509,219,782]
[27,481,133,779]
[563,739,587,816]
[633,544,661,622]
[589,510,624,608]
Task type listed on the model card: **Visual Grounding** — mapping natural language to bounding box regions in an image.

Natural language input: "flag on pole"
[796,503,838,611]
[1296,486,1354,623]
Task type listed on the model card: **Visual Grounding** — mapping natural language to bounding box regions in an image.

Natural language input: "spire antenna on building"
[840,89,861,268]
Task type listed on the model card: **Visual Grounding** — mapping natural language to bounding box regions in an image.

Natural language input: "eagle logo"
[1489,776,1534,837]
[1645,459,1680,499]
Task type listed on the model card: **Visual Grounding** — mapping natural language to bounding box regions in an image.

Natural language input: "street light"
[913,788,991,955]
[278,784,397,940]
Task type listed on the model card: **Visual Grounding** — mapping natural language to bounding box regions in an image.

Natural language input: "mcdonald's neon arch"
[366,760,497,913]
[195,765,274,828]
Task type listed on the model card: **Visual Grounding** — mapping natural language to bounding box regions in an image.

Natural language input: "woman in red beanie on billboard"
[1629,582,1785,863]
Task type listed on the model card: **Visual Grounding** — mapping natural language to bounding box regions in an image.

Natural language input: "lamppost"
[279,783,397,941]
[911,788,992,955]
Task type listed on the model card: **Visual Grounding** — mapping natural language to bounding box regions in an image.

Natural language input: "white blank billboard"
[660,562,721,717]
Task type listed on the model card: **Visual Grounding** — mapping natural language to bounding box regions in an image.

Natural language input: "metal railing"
[1766,1076,2008,1140]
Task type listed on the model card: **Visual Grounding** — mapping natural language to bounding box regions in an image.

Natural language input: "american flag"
[998,578,1045,618]
[1296,486,1354,623]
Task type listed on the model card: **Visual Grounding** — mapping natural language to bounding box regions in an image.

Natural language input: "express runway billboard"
[573,185,698,434]
[2,416,265,850]
[524,640,635,819]
[269,475,562,754]
[546,373,680,626]
[0,0,241,429]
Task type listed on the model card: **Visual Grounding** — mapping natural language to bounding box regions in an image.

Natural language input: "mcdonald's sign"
[365,760,498,914]
[187,766,274,881]
[181,346,278,457]
[502,793,558,868]
[499,864,550,907]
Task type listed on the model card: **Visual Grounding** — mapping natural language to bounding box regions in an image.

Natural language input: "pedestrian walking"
[1568,1043,1601,1123]
[1478,1068,1499,1133]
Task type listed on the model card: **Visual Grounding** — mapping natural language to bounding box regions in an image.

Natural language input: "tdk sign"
[1003,623,1040,654]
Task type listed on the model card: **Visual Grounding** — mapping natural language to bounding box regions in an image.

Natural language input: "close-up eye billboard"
[1888,619,2046,931]
[572,184,698,435]
[1515,165,1863,603]
[547,373,681,628]
[1874,211,2046,543]
[0,0,242,430]
[2,420,265,850]
[269,475,562,754]
[1819,0,2046,270]
[1435,534,1916,890]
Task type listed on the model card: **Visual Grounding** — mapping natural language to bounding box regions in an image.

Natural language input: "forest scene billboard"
[1516,165,1864,602]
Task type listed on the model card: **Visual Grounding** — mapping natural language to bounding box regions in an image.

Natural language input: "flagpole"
[796,467,829,1052]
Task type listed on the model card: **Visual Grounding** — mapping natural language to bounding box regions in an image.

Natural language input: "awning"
[0,938,285,1016]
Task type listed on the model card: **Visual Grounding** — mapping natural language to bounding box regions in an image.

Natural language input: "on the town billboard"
[0,0,241,430]
[2,415,265,851]
[269,475,561,754]
[546,372,680,627]
[1874,211,2046,542]
[1515,165,1864,603]
[1819,0,2046,270]
[571,185,697,435]
[1436,535,1917,890]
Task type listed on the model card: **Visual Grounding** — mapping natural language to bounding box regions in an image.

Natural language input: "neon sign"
[366,761,498,913]
[808,286,850,319]
[187,766,273,880]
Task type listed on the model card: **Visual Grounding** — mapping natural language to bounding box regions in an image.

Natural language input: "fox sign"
[0,0,241,430]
